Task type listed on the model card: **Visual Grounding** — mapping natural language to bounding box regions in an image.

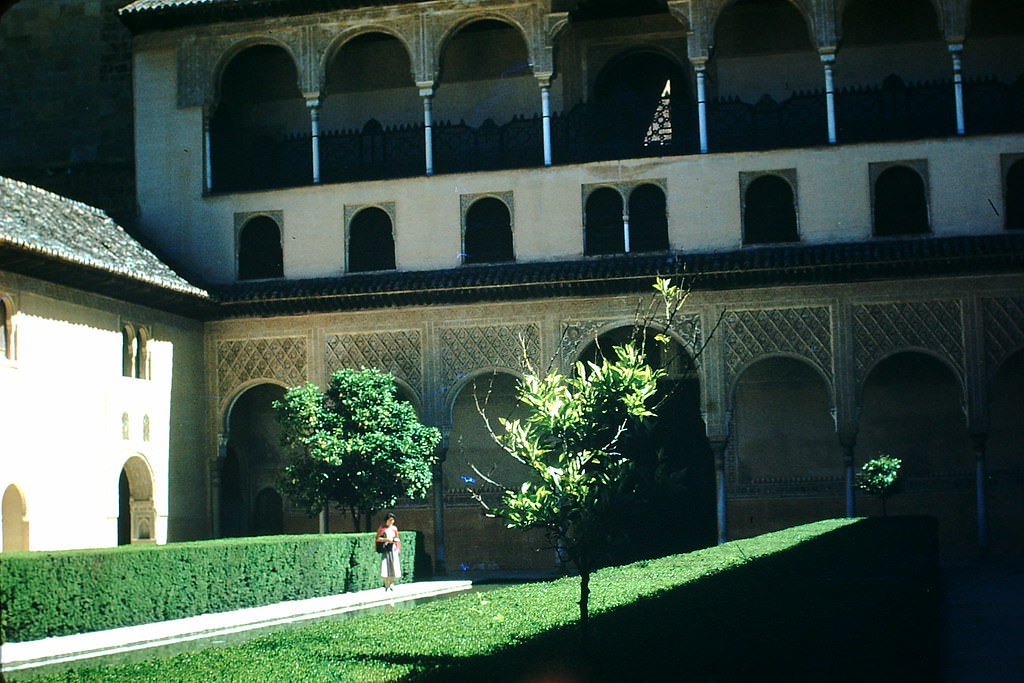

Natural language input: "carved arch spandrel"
[983,296,1024,380]
[216,337,309,405]
[324,329,424,395]
[437,323,542,401]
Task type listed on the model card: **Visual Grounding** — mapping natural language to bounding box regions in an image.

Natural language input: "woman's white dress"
[380,526,401,579]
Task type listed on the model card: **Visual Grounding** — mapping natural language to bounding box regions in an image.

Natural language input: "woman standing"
[376,512,401,590]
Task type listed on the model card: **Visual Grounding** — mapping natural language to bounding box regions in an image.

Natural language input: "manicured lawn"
[14,517,939,682]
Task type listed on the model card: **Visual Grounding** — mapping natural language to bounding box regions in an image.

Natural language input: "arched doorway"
[731,356,841,537]
[577,326,715,563]
[253,487,284,536]
[858,351,972,553]
[2,483,29,552]
[446,371,546,569]
[117,455,157,546]
[222,383,287,538]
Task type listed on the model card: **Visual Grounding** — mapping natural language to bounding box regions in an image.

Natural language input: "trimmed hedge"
[0,531,417,643]
[15,517,941,682]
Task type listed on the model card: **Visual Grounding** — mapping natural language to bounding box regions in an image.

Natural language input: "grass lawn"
[12,517,939,682]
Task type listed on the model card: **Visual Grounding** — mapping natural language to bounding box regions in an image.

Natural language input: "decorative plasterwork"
[982,296,1024,378]
[324,329,423,394]
[723,306,833,389]
[217,337,308,399]
[438,323,541,391]
[558,314,702,372]
[852,300,964,385]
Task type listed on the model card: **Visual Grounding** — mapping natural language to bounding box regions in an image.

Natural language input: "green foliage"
[274,368,441,529]
[0,531,416,643]
[857,454,903,515]
[23,518,940,682]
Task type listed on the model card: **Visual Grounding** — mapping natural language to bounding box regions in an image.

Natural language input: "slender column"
[695,63,709,154]
[540,80,553,166]
[420,88,435,176]
[820,51,837,144]
[433,428,450,575]
[949,42,966,136]
[319,507,330,534]
[972,433,988,553]
[709,437,728,544]
[203,107,214,193]
[622,211,631,253]
[306,97,321,184]
[839,433,857,517]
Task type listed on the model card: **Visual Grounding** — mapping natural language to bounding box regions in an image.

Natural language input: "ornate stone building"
[2,0,1022,565]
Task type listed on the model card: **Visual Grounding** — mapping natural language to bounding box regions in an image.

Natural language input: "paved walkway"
[0,580,472,676]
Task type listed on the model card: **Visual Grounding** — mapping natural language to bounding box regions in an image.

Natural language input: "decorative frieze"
[982,296,1024,378]
[216,337,308,398]
[324,330,423,394]
[852,300,963,384]
[723,306,833,387]
[438,323,541,391]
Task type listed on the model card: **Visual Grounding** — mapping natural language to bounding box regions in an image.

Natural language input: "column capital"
[535,73,553,89]
[818,47,837,64]
[304,96,321,109]
[416,81,436,98]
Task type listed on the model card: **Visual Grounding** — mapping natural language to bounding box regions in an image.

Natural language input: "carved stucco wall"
[983,296,1024,379]
[324,329,423,395]
[558,314,703,373]
[852,300,965,390]
[438,323,541,402]
[216,337,308,402]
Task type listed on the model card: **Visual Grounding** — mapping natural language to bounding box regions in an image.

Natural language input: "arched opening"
[577,326,715,562]
[584,187,624,255]
[837,0,951,141]
[1006,159,1024,230]
[859,352,972,552]
[348,207,396,272]
[436,19,535,127]
[210,44,308,192]
[592,51,693,158]
[222,383,286,538]
[463,197,514,264]
[447,372,545,568]
[238,216,284,280]
[873,165,930,237]
[321,32,421,182]
[118,455,157,546]
[710,0,823,150]
[987,348,1024,555]
[122,326,137,378]
[0,299,9,360]
[732,357,842,535]
[253,487,284,536]
[2,484,29,552]
[627,184,669,252]
[744,174,799,244]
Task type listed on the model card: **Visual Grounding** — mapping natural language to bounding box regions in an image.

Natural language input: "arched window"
[238,216,284,280]
[585,187,625,255]
[744,174,799,244]
[628,184,669,252]
[463,197,513,264]
[3,484,29,552]
[873,165,930,237]
[348,207,396,272]
[1006,159,1024,230]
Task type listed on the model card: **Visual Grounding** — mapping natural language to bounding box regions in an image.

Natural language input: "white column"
[821,52,837,144]
[695,65,709,154]
[203,108,213,193]
[540,81,552,166]
[420,88,435,176]
[950,42,966,135]
[306,97,321,184]
[622,211,631,253]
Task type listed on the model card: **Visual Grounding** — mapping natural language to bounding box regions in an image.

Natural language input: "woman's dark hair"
[385,513,396,522]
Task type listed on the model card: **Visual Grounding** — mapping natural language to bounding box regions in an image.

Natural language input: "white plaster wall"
[0,276,205,552]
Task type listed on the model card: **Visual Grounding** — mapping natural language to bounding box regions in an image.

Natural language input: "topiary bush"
[0,530,417,643]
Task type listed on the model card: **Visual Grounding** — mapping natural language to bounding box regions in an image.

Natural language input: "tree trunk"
[578,561,591,646]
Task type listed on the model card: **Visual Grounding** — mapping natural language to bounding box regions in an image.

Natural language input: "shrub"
[0,531,417,643]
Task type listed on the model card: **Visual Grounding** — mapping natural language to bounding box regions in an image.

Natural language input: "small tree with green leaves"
[856,454,903,516]
[471,279,695,640]
[274,368,441,532]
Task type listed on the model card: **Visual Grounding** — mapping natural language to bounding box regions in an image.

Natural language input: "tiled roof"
[118,0,424,31]
[210,233,1024,318]
[0,176,209,299]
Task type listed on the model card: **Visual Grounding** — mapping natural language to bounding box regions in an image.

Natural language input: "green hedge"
[16,517,940,682]
[0,531,417,643]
